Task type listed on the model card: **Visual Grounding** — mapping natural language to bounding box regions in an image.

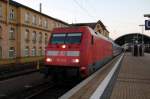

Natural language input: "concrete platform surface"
[110,53,150,99]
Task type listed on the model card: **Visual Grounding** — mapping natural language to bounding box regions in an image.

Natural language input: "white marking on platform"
[90,54,124,99]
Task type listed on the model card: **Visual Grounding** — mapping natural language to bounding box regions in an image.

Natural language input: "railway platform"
[59,52,150,99]
[110,53,150,99]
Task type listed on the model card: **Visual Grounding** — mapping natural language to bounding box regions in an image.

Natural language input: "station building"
[71,20,109,37]
[0,0,69,64]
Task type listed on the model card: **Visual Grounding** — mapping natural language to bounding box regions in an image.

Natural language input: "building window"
[0,25,2,39]
[24,47,29,57]
[38,47,42,56]
[0,3,2,17]
[9,9,15,20]
[45,33,48,44]
[9,27,15,40]
[31,47,36,56]
[57,23,60,27]
[25,12,30,23]
[39,32,42,43]
[32,31,36,43]
[96,24,100,28]
[0,47,2,58]
[44,19,48,28]
[39,17,42,26]
[9,47,15,58]
[32,15,36,25]
[25,29,30,43]
[55,22,57,27]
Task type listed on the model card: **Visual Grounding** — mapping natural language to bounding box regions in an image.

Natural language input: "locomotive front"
[45,28,84,77]
[45,33,82,66]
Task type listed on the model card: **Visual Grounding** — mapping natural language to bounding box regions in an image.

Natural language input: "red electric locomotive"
[45,26,113,78]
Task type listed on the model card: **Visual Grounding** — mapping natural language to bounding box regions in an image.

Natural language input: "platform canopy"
[115,33,150,46]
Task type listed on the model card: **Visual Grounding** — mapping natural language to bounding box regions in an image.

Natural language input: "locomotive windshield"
[50,34,66,44]
[50,33,82,44]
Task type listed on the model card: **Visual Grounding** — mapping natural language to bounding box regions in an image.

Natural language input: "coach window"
[9,47,15,58]
[91,35,94,45]
[0,47,2,59]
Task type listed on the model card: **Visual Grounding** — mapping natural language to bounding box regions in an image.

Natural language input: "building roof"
[9,0,69,26]
[71,22,97,29]
[71,20,109,32]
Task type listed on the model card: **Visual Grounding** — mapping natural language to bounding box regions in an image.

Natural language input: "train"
[44,26,122,78]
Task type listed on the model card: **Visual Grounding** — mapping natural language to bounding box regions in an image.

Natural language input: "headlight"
[46,58,52,62]
[62,44,66,49]
[72,58,80,63]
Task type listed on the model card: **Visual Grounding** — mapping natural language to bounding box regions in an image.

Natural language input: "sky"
[14,0,150,39]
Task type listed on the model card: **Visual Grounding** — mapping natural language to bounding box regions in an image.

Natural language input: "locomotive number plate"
[56,58,67,62]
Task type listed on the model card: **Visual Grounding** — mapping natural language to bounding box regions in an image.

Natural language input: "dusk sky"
[14,0,150,39]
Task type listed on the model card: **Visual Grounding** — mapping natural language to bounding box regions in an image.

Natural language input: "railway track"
[1,76,81,99]
[10,79,53,99]
[0,69,39,81]
[29,77,82,99]
[0,56,123,99]
[0,76,84,99]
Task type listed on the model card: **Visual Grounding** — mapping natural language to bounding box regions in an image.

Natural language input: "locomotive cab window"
[66,33,82,44]
[50,33,82,44]
[50,34,66,44]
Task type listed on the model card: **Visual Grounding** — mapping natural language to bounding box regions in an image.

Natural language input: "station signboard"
[145,20,150,30]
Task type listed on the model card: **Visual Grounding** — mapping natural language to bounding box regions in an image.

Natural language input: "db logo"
[59,51,67,56]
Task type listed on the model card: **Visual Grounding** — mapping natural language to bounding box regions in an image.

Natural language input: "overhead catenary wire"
[73,0,96,21]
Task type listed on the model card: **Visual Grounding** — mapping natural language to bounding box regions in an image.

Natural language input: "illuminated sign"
[145,20,150,30]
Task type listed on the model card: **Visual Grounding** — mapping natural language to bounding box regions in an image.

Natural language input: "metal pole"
[139,24,144,44]
[142,25,144,44]
[144,14,150,54]
[139,24,145,56]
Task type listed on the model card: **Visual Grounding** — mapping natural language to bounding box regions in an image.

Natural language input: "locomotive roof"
[52,26,114,44]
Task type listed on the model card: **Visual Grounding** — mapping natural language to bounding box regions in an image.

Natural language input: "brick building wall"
[0,0,69,64]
